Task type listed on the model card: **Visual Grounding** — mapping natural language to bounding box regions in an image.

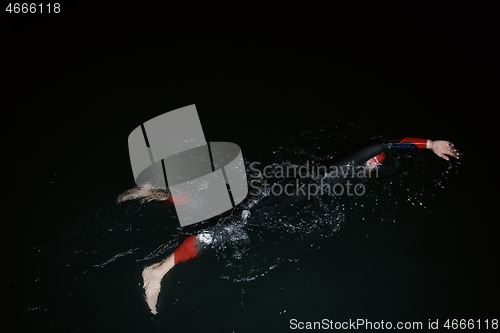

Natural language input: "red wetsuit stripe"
[167,195,189,205]
[174,235,199,264]
[173,195,189,205]
[368,151,387,164]
[366,136,427,165]
[400,137,428,149]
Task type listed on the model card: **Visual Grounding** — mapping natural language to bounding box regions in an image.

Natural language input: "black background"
[3,3,496,185]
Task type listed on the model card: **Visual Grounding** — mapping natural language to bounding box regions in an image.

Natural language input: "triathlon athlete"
[117,136,460,314]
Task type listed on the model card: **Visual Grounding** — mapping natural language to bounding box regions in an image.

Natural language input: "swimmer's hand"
[427,140,460,161]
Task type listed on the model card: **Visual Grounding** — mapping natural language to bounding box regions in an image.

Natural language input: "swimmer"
[117,136,460,314]
[118,137,460,202]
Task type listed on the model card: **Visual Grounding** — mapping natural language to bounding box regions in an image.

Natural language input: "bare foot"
[117,182,171,203]
[142,254,175,314]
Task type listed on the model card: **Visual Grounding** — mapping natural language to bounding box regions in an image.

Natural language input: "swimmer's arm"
[365,137,460,169]
[390,137,460,160]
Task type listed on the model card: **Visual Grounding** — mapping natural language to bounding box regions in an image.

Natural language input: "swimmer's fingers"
[438,152,450,161]
[440,152,458,161]
[449,148,461,159]
[445,142,461,160]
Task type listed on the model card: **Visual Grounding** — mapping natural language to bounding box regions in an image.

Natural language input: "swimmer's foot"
[117,182,171,204]
[142,253,175,315]
[142,269,160,315]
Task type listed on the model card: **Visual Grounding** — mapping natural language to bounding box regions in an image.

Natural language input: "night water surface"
[12,111,487,333]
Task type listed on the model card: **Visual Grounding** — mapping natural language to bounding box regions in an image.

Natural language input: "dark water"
[9,104,495,332]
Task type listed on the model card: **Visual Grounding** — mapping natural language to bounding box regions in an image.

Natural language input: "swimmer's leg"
[141,211,250,314]
[142,253,175,315]
[141,235,200,315]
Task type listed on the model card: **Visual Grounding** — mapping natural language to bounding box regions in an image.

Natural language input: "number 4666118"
[6,3,60,13]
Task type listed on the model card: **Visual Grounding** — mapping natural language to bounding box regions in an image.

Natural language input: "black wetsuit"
[185,136,431,251]
[242,136,429,228]
[325,136,427,167]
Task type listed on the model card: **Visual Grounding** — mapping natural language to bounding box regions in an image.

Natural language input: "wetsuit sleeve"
[371,136,429,150]
[397,137,428,149]
[332,136,430,166]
